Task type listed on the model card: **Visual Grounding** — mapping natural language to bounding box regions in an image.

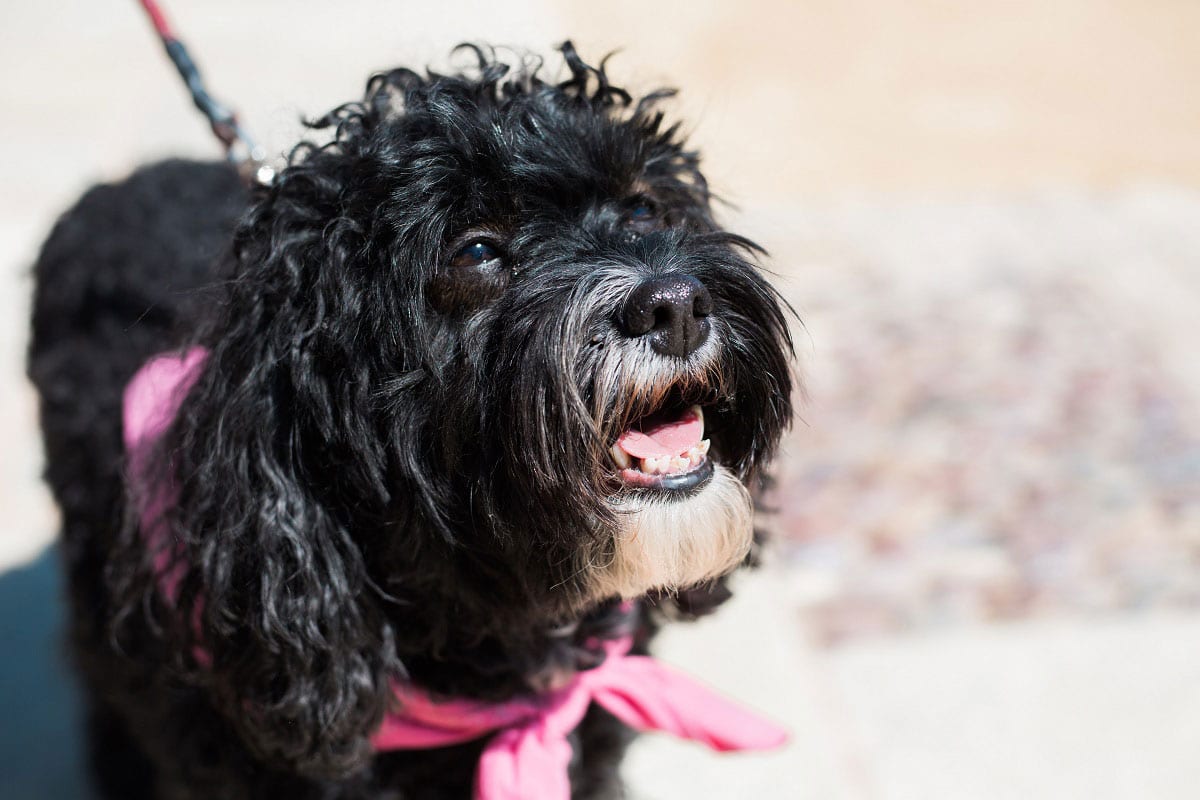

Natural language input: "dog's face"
[206,47,796,621]
[342,48,794,611]
[198,46,793,619]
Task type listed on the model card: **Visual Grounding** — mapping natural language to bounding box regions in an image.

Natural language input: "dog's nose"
[619,275,713,358]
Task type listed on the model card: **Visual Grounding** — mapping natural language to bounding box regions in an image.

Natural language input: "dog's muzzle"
[606,273,721,495]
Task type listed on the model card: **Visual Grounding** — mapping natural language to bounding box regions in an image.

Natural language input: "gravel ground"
[761,189,1200,644]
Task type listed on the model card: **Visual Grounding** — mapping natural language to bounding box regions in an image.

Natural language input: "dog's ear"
[157,142,408,777]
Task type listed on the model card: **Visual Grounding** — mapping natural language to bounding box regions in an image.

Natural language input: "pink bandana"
[123,349,787,800]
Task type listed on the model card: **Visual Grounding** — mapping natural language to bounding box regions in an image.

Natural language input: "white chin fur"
[581,464,754,601]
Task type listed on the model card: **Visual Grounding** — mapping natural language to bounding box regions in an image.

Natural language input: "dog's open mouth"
[610,404,714,492]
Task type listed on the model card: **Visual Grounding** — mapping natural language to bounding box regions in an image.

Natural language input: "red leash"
[138,0,175,38]
[136,0,273,184]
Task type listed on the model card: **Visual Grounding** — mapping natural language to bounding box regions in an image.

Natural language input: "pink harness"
[123,349,787,800]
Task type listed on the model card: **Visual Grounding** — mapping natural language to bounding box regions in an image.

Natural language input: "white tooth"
[690,405,705,437]
[611,444,632,470]
[698,438,710,455]
[642,456,659,473]
[671,456,689,472]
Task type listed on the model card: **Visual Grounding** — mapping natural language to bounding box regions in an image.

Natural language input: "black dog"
[29,43,793,799]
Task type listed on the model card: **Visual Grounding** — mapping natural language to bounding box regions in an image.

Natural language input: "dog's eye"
[629,203,656,221]
[431,237,511,313]
[623,197,663,232]
[449,241,504,268]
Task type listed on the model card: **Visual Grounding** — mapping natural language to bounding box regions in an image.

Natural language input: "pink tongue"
[616,411,702,459]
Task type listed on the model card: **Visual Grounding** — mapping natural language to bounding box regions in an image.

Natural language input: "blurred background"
[3,0,1199,797]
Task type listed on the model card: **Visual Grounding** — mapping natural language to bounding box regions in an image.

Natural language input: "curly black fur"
[29,43,793,799]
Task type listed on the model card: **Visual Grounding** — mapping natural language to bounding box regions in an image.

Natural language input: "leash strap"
[136,0,274,184]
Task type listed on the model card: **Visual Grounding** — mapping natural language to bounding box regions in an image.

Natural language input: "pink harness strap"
[123,347,208,602]
[123,349,788,800]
